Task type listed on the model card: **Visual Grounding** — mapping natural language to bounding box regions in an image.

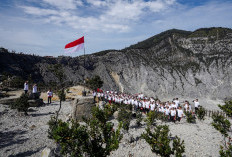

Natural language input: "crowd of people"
[93,89,200,123]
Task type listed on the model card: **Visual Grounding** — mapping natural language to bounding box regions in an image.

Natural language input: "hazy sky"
[0,0,232,56]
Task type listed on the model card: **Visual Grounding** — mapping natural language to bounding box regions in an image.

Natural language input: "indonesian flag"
[64,36,84,53]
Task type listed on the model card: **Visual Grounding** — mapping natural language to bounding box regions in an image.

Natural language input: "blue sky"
[0,0,232,56]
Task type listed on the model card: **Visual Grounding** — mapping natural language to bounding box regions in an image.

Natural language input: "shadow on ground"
[0,130,28,149]
[8,146,45,157]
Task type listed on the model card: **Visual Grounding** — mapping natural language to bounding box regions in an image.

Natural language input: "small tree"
[117,109,132,131]
[212,114,232,157]
[11,93,29,115]
[141,125,185,157]
[145,111,156,126]
[218,101,232,117]
[55,88,66,121]
[196,106,206,121]
[48,104,123,157]
[184,111,196,123]
[136,112,143,127]
[86,75,103,90]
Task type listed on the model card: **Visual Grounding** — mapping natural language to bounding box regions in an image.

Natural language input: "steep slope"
[1,27,232,99]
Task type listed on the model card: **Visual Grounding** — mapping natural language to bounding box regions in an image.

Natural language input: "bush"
[141,125,185,157]
[145,111,156,126]
[184,111,196,123]
[117,109,132,131]
[212,114,231,137]
[11,93,29,115]
[86,75,103,90]
[48,104,123,157]
[48,117,89,156]
[212,114,232,157]
[218,101,232,117]
[136,112,143,127]
[196,106,206,121]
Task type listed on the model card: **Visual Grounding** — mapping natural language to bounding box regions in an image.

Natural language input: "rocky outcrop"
[72,96,95,121]
[1,27,232,100]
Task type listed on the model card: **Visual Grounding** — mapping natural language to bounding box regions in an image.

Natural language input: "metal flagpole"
[83,44,86,96]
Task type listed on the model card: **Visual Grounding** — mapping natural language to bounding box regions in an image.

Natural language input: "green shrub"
[218,101,232,117]
[11,93,29,115]
[48,104,123,157]
[141,125,185,157]
[212,114,231,137]
[212,114,232,157]
[48,117,89,156]
[196,106,206,121]
[145,111,156,126]
[117,109,132,131]
[184,111,196,123]
[136,112,143,127]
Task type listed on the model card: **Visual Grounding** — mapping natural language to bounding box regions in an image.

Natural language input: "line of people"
[93,90,200,123]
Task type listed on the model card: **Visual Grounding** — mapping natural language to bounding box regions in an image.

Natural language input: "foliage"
[117,109,132,131]
[218,101,232,117]
[196,106,206,121]
[145,111,156,126]
[212,113,232,157]
[136,112,143,127]
[86,75,103,90]
[184,111,196,123]
[11,93,29,115]
[48,117,89,156]
[219,140,232,157]
[58,88,66,101]
[48,104,123,157]
[141,125,185,157]
[212,115,231,137]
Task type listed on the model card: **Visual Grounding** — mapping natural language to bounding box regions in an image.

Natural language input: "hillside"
[1,27,232,99]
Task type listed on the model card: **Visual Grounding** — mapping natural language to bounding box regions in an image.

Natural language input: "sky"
[0,0,232,57]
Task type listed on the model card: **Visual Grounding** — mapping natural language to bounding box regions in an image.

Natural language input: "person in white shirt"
[93,90,96,103]
[170,108,176,123]
[150,102,155,112]
[145,100,150,113]
[32,84,37,99]
[165,106,170,121]
[194,99,200,113]
[177,106,183,122]
[24,81,29,94]
[47,89,53,104]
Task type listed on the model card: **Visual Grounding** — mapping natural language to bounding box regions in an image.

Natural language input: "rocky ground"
[0,87,230,157]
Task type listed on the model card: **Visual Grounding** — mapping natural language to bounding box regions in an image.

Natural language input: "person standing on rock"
[24,81,29,94]
[32,84,37,99]
[193,99,200,114]
[47,89,53,104]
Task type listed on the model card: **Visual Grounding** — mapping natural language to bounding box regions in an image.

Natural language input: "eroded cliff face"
[1,27,232,99]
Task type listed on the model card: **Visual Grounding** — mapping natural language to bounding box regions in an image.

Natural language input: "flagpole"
[83,45,86,94]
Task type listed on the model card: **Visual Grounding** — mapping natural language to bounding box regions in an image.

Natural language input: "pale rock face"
[1,28,232,100]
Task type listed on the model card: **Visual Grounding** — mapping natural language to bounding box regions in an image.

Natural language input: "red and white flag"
[64,36,84,53]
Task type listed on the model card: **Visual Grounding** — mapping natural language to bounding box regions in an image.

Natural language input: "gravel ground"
[0,91,230,157]
[0,100,72,157]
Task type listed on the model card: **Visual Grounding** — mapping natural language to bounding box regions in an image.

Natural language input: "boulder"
[98,101,106,110]
[0,98,18,105]
[28,99,44,107]
[113,111,119,119]
[72,96,96,121]
[41,147,51,157]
